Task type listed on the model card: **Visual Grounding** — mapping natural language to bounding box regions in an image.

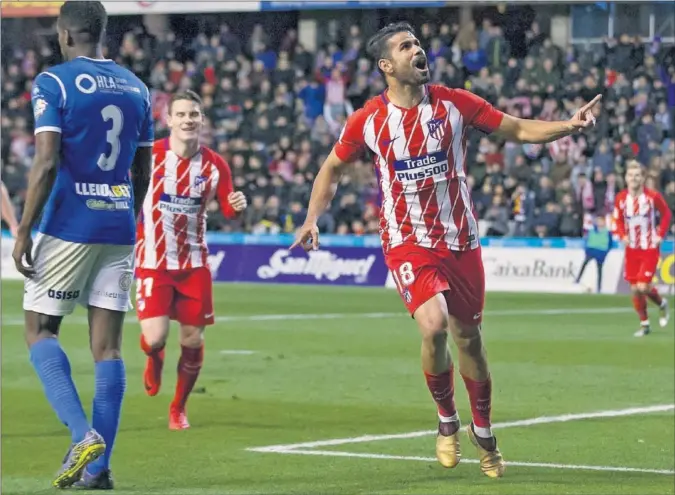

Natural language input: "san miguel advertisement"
[205,244,390,287]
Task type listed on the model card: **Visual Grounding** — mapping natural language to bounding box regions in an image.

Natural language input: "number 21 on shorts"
[392,262,416,291]
[136,278,153,309]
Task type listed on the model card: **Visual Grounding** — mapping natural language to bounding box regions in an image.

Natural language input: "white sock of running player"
[473,424,493,439]
[439,412,459,424]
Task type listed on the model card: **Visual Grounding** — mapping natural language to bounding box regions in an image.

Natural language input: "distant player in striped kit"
[293,22,602,478]
[135,90,247,429]
[575,214,613,293]
[613,161,671,337]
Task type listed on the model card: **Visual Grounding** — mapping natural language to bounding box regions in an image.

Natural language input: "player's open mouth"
[413,56,428,73]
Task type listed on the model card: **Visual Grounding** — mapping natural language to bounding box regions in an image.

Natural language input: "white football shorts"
[23,233,134,316]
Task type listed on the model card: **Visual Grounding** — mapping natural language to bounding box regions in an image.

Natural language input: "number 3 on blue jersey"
[31,69,153,175]
[98,104,123,171]
[30,59,153,246]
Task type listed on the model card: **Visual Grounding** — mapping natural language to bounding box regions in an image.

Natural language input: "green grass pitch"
[1,280,674,494]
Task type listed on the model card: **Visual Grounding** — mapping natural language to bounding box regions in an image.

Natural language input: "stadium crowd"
[2,14,674,238]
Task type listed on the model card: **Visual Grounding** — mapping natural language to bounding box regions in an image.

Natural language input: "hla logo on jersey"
[256,249,377,282]
[75,74,141,95]
[393,150,449,183]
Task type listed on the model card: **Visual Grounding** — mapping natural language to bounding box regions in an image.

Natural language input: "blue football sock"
[29,338,90,443]
[88,359,126,474]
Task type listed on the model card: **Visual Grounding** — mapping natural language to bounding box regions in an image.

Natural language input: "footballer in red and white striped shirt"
[292,22,602,478]
[613,160,671,337]
[135,90,247,430]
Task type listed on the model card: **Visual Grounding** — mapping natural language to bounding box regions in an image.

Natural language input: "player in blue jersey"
[11,1,153,489]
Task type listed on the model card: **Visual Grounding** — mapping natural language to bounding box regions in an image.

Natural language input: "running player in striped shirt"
[613,160,671,337]
[135,90,247,429]
[292,22,601,479]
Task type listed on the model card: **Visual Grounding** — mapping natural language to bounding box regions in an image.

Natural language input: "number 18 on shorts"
[385,245,486,325]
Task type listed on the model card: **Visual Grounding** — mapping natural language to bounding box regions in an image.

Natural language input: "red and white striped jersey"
[135,139,236,271]
[613,188,672,250]
[334,85,504,252]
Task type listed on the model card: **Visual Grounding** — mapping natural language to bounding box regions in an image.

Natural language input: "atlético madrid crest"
[194,176,207,193]
[427,118,444,140]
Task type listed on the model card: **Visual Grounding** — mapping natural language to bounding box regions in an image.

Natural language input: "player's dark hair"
[366,22,416,77]
[58,1,107,44]
[168,90,203,114]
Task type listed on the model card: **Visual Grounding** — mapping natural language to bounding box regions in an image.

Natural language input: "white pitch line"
[248,404,675,452]
[273,449,675,476]
[0,306,635,326]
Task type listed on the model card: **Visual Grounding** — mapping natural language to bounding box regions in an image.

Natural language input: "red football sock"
[140,334,165,394]
[171,344,204,411]
[632,294,649,322]
[646,287,663,307]
[140,333,164,355]
[461,374,492,428]
[424,365,457,418]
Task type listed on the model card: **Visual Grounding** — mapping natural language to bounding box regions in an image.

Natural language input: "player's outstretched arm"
[1,181,19,237]
[493,95,602,144]
[291,149,347,252]
[131,146,152,220]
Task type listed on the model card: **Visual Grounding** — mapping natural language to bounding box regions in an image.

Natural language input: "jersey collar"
[75,56,114,63]
[380,84,429,109]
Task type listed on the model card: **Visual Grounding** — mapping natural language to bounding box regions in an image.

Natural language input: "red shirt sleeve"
[613,191,627,239]
[214,153,236,219]
[333,108,367,163]
[448,88,505,134]
[651,189,672,239]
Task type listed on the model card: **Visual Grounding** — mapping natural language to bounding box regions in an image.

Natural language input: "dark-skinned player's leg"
[74,245,134,489]
[23,235,105,489]
[73,307,126,490]
[25,312,89,440]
